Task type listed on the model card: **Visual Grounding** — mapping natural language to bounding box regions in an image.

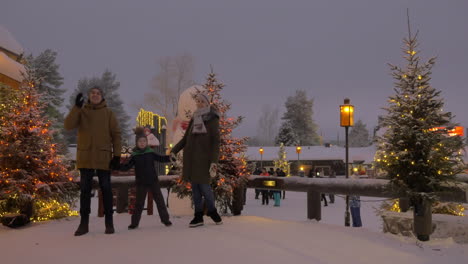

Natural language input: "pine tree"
[0,67,78,223]
[375,25,465,203]
[275,121,299,146]
[349,120,370,147]
[66,70,131,144]
[172,70,250,214]
[278,90,320,146]
[274,143,290,176]
[26,50,68,154]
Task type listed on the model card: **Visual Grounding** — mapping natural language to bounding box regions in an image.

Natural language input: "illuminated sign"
[136,109,167,134]
[429,126,464,137]
[263,181,276,187]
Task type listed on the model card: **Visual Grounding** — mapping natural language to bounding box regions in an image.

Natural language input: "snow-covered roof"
[0,51,25,82]
[0,25,24,56]
[245,145,377,164]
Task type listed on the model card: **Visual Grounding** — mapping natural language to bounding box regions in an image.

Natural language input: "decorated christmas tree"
[274,143,290,176]
[172,70,250,214]
[0,66,78,226]
[374,22,465,205]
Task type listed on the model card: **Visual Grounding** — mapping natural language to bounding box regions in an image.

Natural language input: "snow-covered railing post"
[307,189,321,221]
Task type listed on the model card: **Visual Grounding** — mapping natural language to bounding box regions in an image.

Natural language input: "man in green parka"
[64,86,121,236]
[171,91,223,227]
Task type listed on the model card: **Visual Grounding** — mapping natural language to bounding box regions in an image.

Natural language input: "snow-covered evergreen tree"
[375,26,465,203]
[66,70,131,143]
[26,50,68,154]
[0,67,78,223]
[277,90,320,146]
[349,119,370,147]
[275,121,299,146]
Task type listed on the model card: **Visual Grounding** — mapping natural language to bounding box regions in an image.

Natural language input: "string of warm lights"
[374,28,465,214]
[0,76,78,223]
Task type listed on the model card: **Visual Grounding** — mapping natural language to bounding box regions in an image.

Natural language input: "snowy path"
[1,190,467,264]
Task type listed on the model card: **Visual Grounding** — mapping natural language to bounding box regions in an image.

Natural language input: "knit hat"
[134,127,147,145]
[195,91,210,105]
[88,86,105,98]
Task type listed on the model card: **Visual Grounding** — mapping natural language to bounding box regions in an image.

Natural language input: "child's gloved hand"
[170,153,177,163]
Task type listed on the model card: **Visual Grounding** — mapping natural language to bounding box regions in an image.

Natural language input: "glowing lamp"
[340,98,354,127]
[296,146,302,154]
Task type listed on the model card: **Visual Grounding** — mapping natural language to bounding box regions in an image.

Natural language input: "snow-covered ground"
[1,189,467,264]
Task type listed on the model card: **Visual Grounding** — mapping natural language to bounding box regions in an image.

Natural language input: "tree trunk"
[399,197,410,212]
[413,198,432,241]
[231,186,244,216]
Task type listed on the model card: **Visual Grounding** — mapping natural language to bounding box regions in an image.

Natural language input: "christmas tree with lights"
[274,143,290,176]
[0,66,78,227]
[172,70,250,214]
[374,22,465,205]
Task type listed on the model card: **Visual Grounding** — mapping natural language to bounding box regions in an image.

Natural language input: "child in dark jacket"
[120,129,171,229]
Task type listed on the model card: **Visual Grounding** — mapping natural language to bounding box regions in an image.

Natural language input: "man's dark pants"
[79,169,113,217]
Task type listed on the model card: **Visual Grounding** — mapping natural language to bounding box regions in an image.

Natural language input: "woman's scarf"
[192,106,211,134]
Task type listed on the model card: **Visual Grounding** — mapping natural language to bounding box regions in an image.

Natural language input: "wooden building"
[0,25,25,90]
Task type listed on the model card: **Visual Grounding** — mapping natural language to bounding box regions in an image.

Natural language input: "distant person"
[268,168,275,176]
[350,174,362,227]
[259,168,270,205]
[277,168,287,199]
[253,167,262,199]
[314,169,328,206]
[271,171,281,207]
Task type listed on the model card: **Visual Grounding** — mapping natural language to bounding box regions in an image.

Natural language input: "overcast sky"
[2,0,467,142]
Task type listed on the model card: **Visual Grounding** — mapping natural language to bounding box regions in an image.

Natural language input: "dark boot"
[162,220,172,227]
[74,215,89,236]
[207,210,223,225]
[189,212,204,228]
[128,211,141,230]
[105,214,114,234]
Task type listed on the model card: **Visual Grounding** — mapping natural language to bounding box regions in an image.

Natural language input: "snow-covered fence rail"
[88,176,176,217]
[83,174,468,219]
[247,175,468,221]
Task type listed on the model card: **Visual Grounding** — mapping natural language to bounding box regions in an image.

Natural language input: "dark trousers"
[79,169,113,216]
[321,194,328,206]
[191,183,216,213]
[350,207,362,227]
[132,181,170,225]
[261,190,269,205]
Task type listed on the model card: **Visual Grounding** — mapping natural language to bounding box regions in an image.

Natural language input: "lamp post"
[340,98,354,227]
[296,146,302,176]
[259,147,264,168]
